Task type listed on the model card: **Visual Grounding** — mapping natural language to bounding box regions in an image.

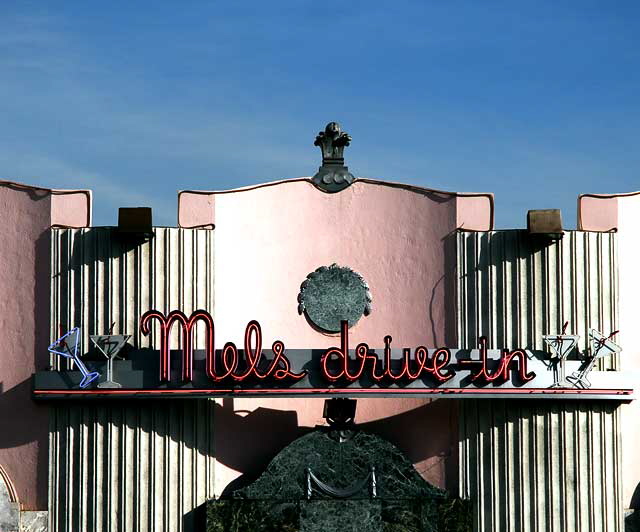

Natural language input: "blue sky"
[1,1,639,227]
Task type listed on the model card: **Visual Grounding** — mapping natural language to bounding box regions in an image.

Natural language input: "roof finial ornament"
[312,122,355,192]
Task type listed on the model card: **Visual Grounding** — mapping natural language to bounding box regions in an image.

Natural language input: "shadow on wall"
[631,481,640,510]
[358,399,457,491]
[214,398,312,495]
[627,510,640,532]
[459,229,582,351]
[0,183,51,509]
[53,228,142,345]
[182,504,207,532]
[0,379,48,449]
[0,377,49,509]
[216,398,457,497]
[442,231,458,349]
[627,483,640,532]
[34,229,51,509]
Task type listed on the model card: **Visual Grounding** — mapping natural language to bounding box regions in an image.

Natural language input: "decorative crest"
[298,263,372,332]
[312,122,355,192]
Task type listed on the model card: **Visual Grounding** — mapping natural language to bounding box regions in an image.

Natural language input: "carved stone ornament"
[207,431,472,531]
[298,264,372,333]
[311,122,356,192]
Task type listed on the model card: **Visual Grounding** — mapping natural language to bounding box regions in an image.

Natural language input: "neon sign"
[140,309,534,386]
[567,328,621,388]
[48,328,100,388]
[458,336,535,383]
[140,310,211,382]
[35,311,631,399]
[543,322,579,388]
[320,321,454,383]
[140,310,306,383]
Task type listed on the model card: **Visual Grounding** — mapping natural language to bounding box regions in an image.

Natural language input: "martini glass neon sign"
[48,328,100,388]
[566,329,621,389]
[543,322,579,388]
[90,326,129,389]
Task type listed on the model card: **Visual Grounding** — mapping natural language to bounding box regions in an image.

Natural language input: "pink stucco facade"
[1,176,493,508]
[190,179,493,494]
[178,178,494,234]
[212,180,460,348]
[50,191,92,228]
[0,182,50,510]
[3,172,640,527]
[579,190,640,509]
[0,181,90,510]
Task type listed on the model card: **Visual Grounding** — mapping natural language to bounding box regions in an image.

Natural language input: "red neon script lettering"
[140,310,202,382]
[141,310,306,383]
[460,336,536,383]
[212,320,306,382]
[321,321,455,383]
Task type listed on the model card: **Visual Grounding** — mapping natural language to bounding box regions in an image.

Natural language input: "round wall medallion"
[298,264,372,333]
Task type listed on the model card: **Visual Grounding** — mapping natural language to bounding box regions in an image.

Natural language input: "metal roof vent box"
[527,209,563,242]
[116,207,154,241]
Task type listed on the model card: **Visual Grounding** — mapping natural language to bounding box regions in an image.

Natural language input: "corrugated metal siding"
[457,230,622,532]
[50,227,215,368]
[49,228,216,532]
[49,401,216,532]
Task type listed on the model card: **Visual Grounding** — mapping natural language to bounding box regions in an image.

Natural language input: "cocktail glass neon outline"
[566,328,621,389]
[543,329,579,388]
[90,334,130,388]
[48,328,100,388]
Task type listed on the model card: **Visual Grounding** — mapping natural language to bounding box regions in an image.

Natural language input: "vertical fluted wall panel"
[456,231,617,361]
[457,230,622,532]
[49,401,216,532]
[50,227,215,368]
[49,228,216,532]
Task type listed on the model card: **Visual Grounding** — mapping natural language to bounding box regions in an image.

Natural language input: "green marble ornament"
[206,430,472,531]
[298,264,372,332]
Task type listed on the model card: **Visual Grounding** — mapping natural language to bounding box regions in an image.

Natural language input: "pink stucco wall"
[578,190,640,510]
[213,180,457,348]
[50,190,92,228]
[199,179,492,495]
[178,190,215,228]
[0,183,52,510]
[455,194,493,231]
[0,181,92,510]
[178,178,494,232]
[577,194,619,232]
[614,193,640,510]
